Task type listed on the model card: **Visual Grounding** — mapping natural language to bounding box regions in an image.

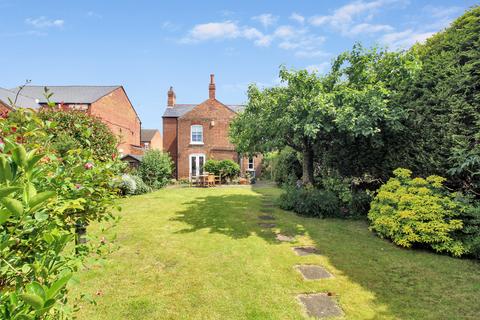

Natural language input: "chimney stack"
[167,86,176,107]
[209,74,216,100]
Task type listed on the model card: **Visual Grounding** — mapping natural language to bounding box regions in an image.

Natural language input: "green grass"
[71,185,480,319]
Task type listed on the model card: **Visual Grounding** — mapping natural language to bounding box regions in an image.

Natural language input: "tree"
[231,44,416,184]
[401,6,480,195]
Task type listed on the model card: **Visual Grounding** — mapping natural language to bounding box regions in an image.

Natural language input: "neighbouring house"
[9,85,142,155]
[0,87,40,114]
[162,74,262,180]
[141,129,162,150]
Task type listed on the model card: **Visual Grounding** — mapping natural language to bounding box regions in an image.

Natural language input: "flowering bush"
[368,168,466,256]
[0,106,121,318]
[38,105,118,161]
[120,174,151,195]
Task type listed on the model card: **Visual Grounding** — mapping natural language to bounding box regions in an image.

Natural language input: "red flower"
[84,162,94,170]
[11,126,17,133]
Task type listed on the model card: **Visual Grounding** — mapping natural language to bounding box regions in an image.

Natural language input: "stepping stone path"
[297,293,343,319]
[258,222,276,228]
[276,234,295,242]
[293,246,320,256]
[295,265,333,280]
[260,207,274,213]
[259,215,275,220]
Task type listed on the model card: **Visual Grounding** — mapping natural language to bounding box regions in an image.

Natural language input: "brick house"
[162,75,261,180]
[10,86,142,155]
[141,129,162,150]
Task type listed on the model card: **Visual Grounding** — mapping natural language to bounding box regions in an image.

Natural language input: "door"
[189,154,205,178]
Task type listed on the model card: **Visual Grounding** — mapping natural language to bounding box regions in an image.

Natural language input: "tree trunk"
[302,148,314,185]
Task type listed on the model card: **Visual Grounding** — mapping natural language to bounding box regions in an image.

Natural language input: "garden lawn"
[71,185,480,320]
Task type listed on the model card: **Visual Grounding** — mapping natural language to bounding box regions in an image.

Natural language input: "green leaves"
[29,191,56,209]
[0,197,24,216]
[17,274,71,316]
[12,145,28,167]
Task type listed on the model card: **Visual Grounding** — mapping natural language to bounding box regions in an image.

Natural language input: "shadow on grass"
[170,184,480,320]
[171,189,306,243]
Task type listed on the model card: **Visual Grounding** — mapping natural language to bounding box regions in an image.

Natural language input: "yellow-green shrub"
[368,168,465,256]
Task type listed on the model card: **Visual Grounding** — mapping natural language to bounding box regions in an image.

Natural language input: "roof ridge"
[20,85,121,87]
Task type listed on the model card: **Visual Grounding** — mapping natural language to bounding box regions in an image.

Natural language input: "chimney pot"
[167,86,176,107]
[209,74,216,100]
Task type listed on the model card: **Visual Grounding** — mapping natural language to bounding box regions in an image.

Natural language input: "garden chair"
[207,174,215,187]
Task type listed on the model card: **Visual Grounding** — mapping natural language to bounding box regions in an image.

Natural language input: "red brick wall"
[163,117,178,176]
[89,87,141,154]
[0,102,11,115]
[176,99,238,179]
[240,154,263,178]
[141,130,163,150]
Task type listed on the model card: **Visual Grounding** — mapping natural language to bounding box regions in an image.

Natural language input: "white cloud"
[161,21,180,32]
[181,21,270,47]
[380,29,434,49]
[252,13,278,28]
[349,23,393,35]
[181,19,329,57]
[25,16,64,28]
[290,13,305,24]
[87,11,102,19]
[295,50,329,58]
[273,25,297,38]
[306,62,330,74]
[309,0,401,35]
[187,21,240,41]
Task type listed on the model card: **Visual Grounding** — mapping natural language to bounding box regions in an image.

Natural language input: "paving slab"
[258,222,276,228]
[260,207,274,213]
[295,265,333,280]
[262,203,276,207]
[259,215,276,220]
[293,246,320,256]
[297,293,343,319]
[276,234,295,242]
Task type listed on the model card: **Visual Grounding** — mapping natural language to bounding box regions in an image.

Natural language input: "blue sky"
[1,0,477,129]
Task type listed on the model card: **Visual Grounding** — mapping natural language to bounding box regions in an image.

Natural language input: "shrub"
[218,159,240,180]
[262,147,302,185]
[279,185,340,218]
[0,107,121,319]
[368,168,465,256]
[39,105,118,161]
[120,174,137,195]
[131,175,151,194]
[453,199,480,259]
[138,150,173,189]
[204,159,220,175]
[203,159,240,182]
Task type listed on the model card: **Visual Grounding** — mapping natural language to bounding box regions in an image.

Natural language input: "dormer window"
[191,125,203,144]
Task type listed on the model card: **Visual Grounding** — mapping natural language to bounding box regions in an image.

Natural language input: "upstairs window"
[191,125,203,144]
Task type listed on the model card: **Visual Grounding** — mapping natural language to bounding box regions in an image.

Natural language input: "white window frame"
[189,153,206,179]
[190,125,204,144]
[248,157,255,171]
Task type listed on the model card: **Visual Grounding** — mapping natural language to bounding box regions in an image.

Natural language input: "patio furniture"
[206,174,215,187]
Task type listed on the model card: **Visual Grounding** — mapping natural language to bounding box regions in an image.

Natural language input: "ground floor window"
[248,157,254,170]
[189,154,205,178]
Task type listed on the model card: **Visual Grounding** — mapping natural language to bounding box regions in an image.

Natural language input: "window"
[191,125,203,144]
[144,142,150,150]
[248,157,254,170]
